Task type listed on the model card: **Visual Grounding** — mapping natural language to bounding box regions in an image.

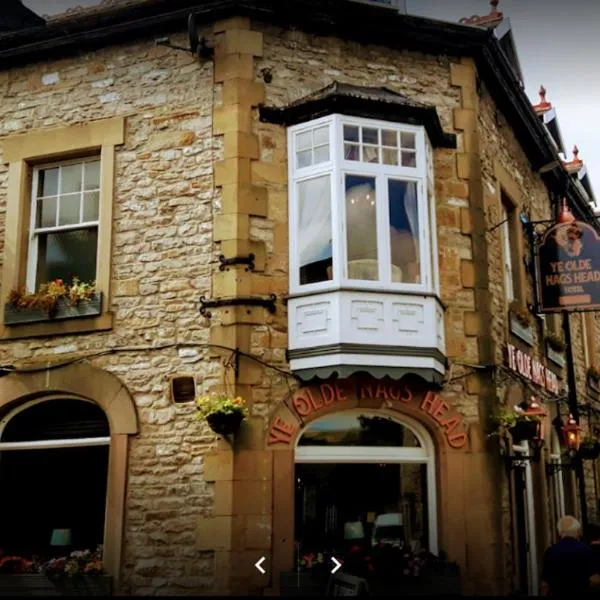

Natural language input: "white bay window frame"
[288,114,433,297]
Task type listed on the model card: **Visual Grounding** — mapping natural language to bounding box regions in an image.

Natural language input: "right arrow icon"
[331,557,342,574]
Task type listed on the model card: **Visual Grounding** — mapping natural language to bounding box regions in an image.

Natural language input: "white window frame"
[288,114,433,296]
[27,156,101,293]
[501,202,515,304]
[295,409,438,554]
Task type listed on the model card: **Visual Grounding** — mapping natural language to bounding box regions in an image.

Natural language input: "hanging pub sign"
[536,201,600,312]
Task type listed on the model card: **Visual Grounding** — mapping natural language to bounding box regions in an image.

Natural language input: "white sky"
[22,0,599,192]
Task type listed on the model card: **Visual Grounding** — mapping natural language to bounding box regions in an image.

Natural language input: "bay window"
[289,115,431,295]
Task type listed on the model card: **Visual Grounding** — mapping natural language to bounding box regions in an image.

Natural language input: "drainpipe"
[562,311,588,527]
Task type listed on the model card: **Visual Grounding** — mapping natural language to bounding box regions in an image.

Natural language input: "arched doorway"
[293,409,438,590]
[0,397,110,557]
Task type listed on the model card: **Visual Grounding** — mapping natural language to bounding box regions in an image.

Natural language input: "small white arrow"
[331,557,342,574]
[255,556,266,574]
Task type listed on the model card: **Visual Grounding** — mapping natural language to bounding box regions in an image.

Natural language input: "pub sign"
[536,208,600,313]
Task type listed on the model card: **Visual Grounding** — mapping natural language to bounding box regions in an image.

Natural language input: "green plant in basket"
[196,392,248,436]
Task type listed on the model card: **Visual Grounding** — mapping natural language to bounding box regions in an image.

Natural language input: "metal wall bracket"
[199,294,277,318]
[218,253,255,272]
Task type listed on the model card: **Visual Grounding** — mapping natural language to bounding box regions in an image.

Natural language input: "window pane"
[296,131,312,151]
[383,148,398,166]
[362,127,378,144]
[363,145,379,164]
[389,180,420,284]
[58,193,81,226]
[344,143,359,161]
[313,145,330,164]
[346,175,378,281]
[36,227,98,287]
[61,163,83,194]
[298,175,332,285]
[343,125,359,142]
[314,126,329,146]
[297,150,312,169]
[382,129,398,147]
[400,132,416,149]
[84,161,100,191]
[401,151,417,168]
[36,197,57,228]
[83,191,100,222]
[38,168,58,197]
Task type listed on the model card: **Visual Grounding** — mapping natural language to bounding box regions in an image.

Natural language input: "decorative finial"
[573,145,580,161]
[539,85,546,103]
[558,198,576,224]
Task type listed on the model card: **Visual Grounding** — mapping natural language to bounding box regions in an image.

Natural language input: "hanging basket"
[205,411,245,436]
[578,442,600,460]
[509,419,540,444]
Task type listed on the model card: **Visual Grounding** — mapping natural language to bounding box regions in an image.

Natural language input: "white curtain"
[298,175,332,268]
[404,182,419,249]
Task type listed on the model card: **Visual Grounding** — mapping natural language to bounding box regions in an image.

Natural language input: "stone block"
[213,268,253,297]
[233,450,273,481]
[214,54,254,83]
[461,260,476,288]
[209,324,252,354]
[453,108,475,132]
[236,357,265,384]
[204,451,234,482]
[450,62,475,89]
[222,79,265,107]
[220,306,270,327]
[245,515,272,550]
[214,213,250,242]
[215,158,252,186]
[236,416,266,450]
[221,184,268,217]
[214,106,253,135]
[445,180,470,200]
[464,311,480,336]
[115,278,139,297]
[196,516,232,550]
[214,480,233,516]
[460,207,473,234]
[251,161,287,184]
[232,480,273,515]
[216,29,264,58]
[224,131,260,159]
[457,153,471,180]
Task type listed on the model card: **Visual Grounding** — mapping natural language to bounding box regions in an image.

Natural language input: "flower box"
[4,293,102,326]
[0,574,112,596]
[509,313,534,346]
[579,442,600,461]
[546,343,566,368]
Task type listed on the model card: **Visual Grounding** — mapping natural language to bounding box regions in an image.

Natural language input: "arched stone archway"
[0,362,138,585]
[265,375,471,592]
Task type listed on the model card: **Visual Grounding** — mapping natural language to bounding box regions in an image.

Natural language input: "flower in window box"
[588,366,600,381]
[509,301,532,328]
[195,393,248,436]
[545,332,566,353]
[578,435,600,460]
[490,404,544,444]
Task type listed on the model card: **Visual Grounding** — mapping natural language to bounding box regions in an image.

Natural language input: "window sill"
[4,294,103,326]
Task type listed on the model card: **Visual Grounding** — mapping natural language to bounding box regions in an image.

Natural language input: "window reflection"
[299,413,421,447]
[346,175,378,281]
[298,175,333,285]
[388,180,420,284]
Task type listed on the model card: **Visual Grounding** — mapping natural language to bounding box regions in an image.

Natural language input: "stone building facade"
[0,0,598,596]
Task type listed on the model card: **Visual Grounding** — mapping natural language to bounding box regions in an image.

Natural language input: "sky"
[22,0,599,193]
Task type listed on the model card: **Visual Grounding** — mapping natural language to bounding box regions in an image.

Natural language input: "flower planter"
[509,313,534,346]
[4,293,102,326]
[0,574,111,596]
[509,419,540,444]
[280,571,329,597]
[205,411,244,436]
[578,443,600,460]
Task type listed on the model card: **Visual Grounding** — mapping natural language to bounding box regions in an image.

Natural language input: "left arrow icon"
[255,557,266,574]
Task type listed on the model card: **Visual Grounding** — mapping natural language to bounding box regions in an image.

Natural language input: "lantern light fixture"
[563,413,584,456]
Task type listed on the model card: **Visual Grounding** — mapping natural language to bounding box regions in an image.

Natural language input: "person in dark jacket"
[541,516,600,597]
[587,523,600,576]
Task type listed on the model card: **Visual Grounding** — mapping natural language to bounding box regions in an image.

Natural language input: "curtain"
[298,175,332,268]
[404,182,419,256]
